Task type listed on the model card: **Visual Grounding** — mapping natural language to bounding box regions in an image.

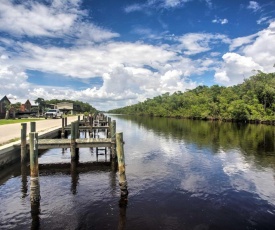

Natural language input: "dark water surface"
[1,115,275,229]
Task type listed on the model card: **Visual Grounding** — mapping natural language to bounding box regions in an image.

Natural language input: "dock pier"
[20,114,128,203]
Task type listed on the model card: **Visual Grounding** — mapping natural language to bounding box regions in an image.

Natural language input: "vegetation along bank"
[109,72,275,124]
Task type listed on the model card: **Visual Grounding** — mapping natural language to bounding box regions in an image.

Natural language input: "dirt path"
[0,116,78,145]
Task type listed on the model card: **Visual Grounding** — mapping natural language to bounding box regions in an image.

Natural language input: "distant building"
[0,96,11,119]
[20,99,32,112]
[56,102,74,114]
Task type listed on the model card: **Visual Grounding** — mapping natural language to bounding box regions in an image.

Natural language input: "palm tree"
[4,102,12,119]
[35,98,45,116]
[12,102,21,119]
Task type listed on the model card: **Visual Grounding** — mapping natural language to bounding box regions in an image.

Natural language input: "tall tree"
[4,101,11,120]
[12,102,21,119]
[35,98,45,116]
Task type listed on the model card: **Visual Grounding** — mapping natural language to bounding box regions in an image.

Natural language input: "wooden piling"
[116,132,128,196]
[75,121,79,138]
[65,117,68,127]
[71,122,76,160]
[29,132,40,202]
[71,160,78,194]
[89,116,93,136]
[21,162,28,198]
[21,123,27,162]
[61,117,65,138]
[106,117,111,137]
[110,120,116,158]
[30,122,36,132]
[75,121,80,157]
[89,116,93,126]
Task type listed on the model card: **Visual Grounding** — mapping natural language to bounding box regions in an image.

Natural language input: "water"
[0,115,275,229]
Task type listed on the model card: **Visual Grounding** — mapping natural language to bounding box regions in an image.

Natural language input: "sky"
[0,0,274,111]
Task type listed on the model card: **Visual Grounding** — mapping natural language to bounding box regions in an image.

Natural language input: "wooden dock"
[20,113,128,201]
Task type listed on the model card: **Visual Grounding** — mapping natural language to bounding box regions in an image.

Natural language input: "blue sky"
[0,0,274,110]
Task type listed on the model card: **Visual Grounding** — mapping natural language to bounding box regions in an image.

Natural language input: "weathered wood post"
[71,122,76,160]
[30,131,40,228]
[89,115,93,126]
[78,115,80,122]
[29,132,40,203]
[71,160,78,195]
[118,196,127,230]
[65,117,68,127]
[89,115,93,137]
[30,121,36,132]
[21,123,27,162]
[31,201,40,230]
[104,115,107,126]
[107,117,111,137]
[116,132,128,197]
[75,120,79,155]
[21,161,28,198]
[61,117,65,138]
[110,120,116,158]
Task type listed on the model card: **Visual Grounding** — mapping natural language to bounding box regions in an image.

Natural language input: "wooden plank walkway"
[63,125,109,131]
[36,138,113,149]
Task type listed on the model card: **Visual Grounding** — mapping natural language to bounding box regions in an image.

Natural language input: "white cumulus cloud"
[212,18,228,25]
[215,21,275,86]
[247,1,261,12]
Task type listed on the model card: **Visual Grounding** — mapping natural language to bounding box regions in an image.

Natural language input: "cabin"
[20,99,32,112]
[0,96,11,119]
[56,102,74,115]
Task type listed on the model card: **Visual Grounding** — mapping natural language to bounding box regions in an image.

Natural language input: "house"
[8,98,33,112]
[20,99,32,112]
[0,96,11,119]
[56,102,74,114]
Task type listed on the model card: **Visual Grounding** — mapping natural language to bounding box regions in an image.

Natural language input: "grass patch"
[0,118,44,126]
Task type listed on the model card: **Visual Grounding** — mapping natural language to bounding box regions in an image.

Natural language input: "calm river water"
[0,115,275,229]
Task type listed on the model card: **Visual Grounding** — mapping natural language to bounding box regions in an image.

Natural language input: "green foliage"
[109,72,275,122]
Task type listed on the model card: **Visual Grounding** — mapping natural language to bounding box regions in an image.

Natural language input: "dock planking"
[36,138,113,149]
[63,125,109,131]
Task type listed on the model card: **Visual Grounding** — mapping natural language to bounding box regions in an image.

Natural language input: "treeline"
[34,98,97,114]
[109,71,275,122]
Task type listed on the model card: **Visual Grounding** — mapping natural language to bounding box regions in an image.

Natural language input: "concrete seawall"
[0,127,61,170]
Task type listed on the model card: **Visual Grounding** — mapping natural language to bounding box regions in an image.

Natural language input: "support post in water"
[71,122,76,160]
[89,115,93,126]
[75,121,79,156]
[61,117,65,138]
[116,132,128,197]
[29,132,40,203]
[107,117,112,137]
[89,115,93,136]
[21,123,27,162]
[110,120,116,158]
[30,122,36,132]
